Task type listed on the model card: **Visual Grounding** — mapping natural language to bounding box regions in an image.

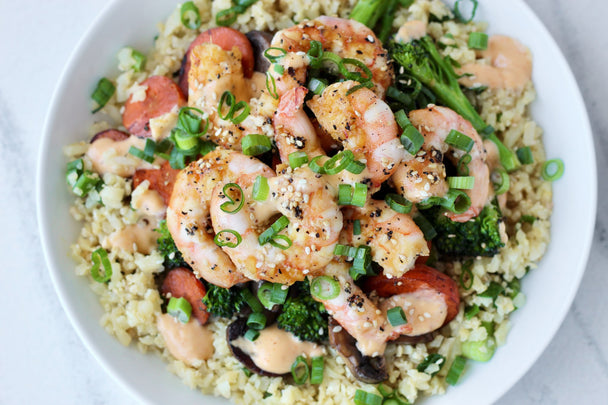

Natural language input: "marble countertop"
[1,0,606,404]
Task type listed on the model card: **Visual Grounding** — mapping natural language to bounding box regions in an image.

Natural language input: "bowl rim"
[36,0,597,404]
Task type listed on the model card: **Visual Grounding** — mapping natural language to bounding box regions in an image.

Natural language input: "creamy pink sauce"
[380,289,447,336]
[396,20,427,43]
[231,325,324,374]
[105,217,159,254]
[458,35,532,90]
[86,136,159,177]
[157,313,214,366]
[132,186,166,217]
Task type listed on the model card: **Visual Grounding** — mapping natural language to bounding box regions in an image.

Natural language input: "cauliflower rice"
[65,0,553,403]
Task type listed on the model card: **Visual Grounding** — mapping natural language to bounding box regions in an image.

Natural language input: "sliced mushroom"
[245,30,274,73]
[226,317,284,378]
[328,317,388,384]
[90,129,129,143]
[392,331,437,345]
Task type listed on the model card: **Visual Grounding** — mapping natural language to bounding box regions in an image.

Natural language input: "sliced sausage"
[178,27,255,96]
[90,129,129,143]
[122,76,186,138]
[132,161,180,205]
[161,267,209,325]
[364,264,460,327]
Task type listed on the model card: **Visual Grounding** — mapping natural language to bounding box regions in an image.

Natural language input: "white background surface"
[1,1,607,404]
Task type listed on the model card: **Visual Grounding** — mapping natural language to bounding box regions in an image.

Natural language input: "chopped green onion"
[394,109,411,129]
[346,159,366,174]
[257,282,274,309]
[462,337,496,362]
[91,78,115,113]
[445,130,474,152]
[345,81,374,96]
[387,306,407,327]
[491,167,510,195]
[265,72,279,99]
[310,275,340,300]
[90,248,112,283]
[339,58,373,83]
[263,47,287,63]
[231,101,250,124]
[507,278,521,299]
[387,87,414,107]
[459,260,473,290]
[244,328,260,341]
[269,234,293,250]
[72,171,101,197]
[446,355,467,385]
[218,91,236,120]
[478,281,504,301]
[400,125,425,156]
[219,183,244,214]
[434,189,471,214]
[377,383,393,398]
[464,304,480,320]
[323,150,354,175]
[306,40,324,67]
[128,48,146,72]
[417,353,446,376]
[385,193,413,214]
[289,151,309,169]
[309,155,327,174]
[447,176,475,190]
[129,138,156,163]
[308,77,328,95]
[241,288,263,313]
[453,0,479,23]
[258,215,289,245]
[214,229,242,248]
[180,1,201,29]
[273,64,285,75]
[516,146,534,165]
[310,356,324,384]
[242,367,252,377]
[353,219,361,236]
[167,297,192,324]
[216,6,240,27]
[172,129,199,150]
[333,244,358,258]
[270,283,288,305]
[67,158,84,174]
[354,390,383,405]
[252,176,269,201]
[457,153,472,176]
[338,183,367,207]
[486,132,521,172]
[291,356,309,385]
[412,214,437,240]
[352,245,372,274]
[468,32,488,50]
[541,158,564,181]
[247,312,267,330]
[481,321,495,337]
[520,214,536,224]
[242,134,272,156]
[177,106,209,136]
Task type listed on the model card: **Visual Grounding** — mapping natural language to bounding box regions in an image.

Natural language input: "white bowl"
[37,0,596,404]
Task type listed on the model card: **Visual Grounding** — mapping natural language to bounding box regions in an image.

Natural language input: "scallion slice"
[263,47,287,63]
[310,356,324,384]
[167,297,192,324]
[241,288,263,313]
[346,159,366,174]
[459,260,474,290]
[338,183,367,207]
[242,134,272,156]
[468,32,488,50]
[308,77,328,95]
[218,91,236,120]
[177,106,209,137]
[353,219,361,236]
[308,155,327,174]
[387,306,407,327]
[310,275,340,300]
[270,283,288,305]
[478,281,504,301]
[244,328,260,341]
[289,151,309,169]
[445,129,474,152]
[394,109,411,129]
[541,158,564,181]
[387,87,413,107]
[417,353,446,376]
[457,153,472,176]
[257,282,274,309]
[333,244,358,258]
[520,214,536,224]
[291,356,309,385]
[441,189,471,214]
[400,125,425,156]
[516,146,534,165]
[413,213,437,240]
[265,72,279,99]
[323,150,354,175]
[491,167,510,195]
[247,312,267,330]
[180,1,202,29]
[453,0,479,23]
[90,248,112,283]
[213,229,242,248]
[354,390,383,405]
[252,175,269,201]
[464,304,480,320]
[385,193,413,214]
[72,171,101,197]
[215,6,240,27]
[446,355,467,385]
[447,176,475,190]
[219,183,244,214]
[269,234,293,250]
[462,338,496,362]
[91,78,115,113]
[258,215,289,245]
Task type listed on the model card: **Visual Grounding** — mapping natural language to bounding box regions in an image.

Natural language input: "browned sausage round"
[161,267,209,325]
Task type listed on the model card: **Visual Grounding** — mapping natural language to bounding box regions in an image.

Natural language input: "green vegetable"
[155,220,187,269]
[420,201,505,258]
[276,281,328,342]
[417,353,446,376]
[390,37,521,172]
[461,337,496,362]
[167,297,192,324]
[201,284,246,318]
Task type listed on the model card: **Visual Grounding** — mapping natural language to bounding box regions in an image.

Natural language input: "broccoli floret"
[390,37,521,172]
[202,284,246,318]
[277,281,328,343]
[423,202,505,258]
[156,220,187,269]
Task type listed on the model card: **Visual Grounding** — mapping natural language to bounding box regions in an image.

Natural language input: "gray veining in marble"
[1,0,606,404]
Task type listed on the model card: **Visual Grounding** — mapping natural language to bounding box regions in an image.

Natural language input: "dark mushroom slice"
[90,129,129,143]
[327,317,388,384]
[392,331,437,345]
[245,30,274,73]
[226,317,285,378]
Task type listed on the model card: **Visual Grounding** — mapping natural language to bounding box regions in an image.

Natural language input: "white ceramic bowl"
[37,0,596,404]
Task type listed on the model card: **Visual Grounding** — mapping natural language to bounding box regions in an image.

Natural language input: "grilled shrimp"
[210,165,342,285]
[187,42,273,150]
[392,105,491,222]
[343,200,429,279]
[166,149,272,288]
[268,16,394,98]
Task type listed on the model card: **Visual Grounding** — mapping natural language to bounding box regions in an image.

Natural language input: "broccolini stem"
[349,0,389,28]
[377,0,399,43]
